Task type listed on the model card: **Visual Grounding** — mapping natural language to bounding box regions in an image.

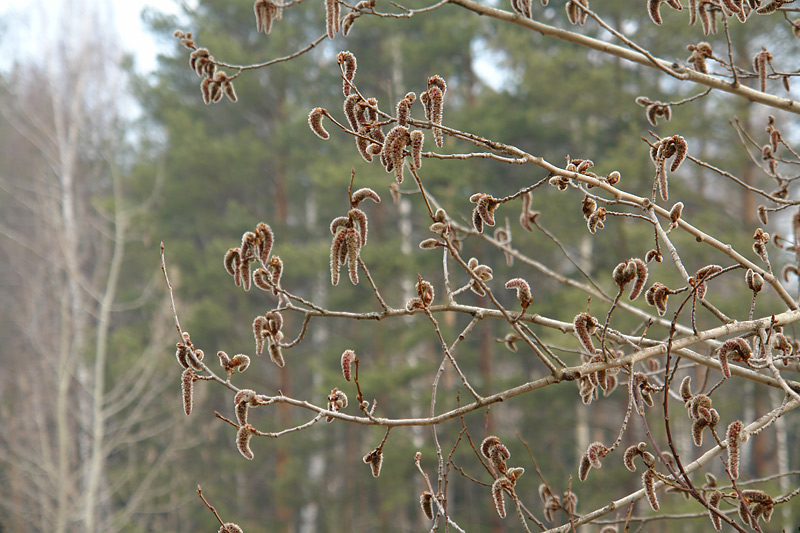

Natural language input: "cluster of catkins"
[469,193,500,233]
[175,31,238,104]
[579,439,664,512]
[223,223,282,294]
[577,441,610,482]
[328,186,380,286]
[715,337,752,379]
[176,332,203,416]
[326,387,348,422]
[339,351,386,477]
[687,42,713,73]
[175,331,259,464]
[650,134,687,202]
[538,484,578,523]
[576,349,620,404]
[682,0,787,34]
[362,446,384,478]
[253,0,283,34]
[252,311,285,367]
[234,389,263,460]
[406,276,435,310]
[419,208,468,253]
[623,442,661,511]
[480,436,525,519]
[761,115,785,176]
[730,488,775,529]
[679,376,771,528]
[680,376,720,447]
[465,257,494,296]
[635,96,672,127]
[573,312,621,403]
[577,434,670,513]
[564,0,589,24]
[648,269,720,325]
[309,53,447,184]
[177,333,251,418]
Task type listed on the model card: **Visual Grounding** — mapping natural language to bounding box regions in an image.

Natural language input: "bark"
[83,163,128,532]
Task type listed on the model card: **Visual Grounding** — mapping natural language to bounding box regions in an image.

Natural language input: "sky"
[0,0,506,89]
[115,0,177,73]
[1,0,183,74]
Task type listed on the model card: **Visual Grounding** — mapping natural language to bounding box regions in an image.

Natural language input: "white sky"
[1,0,181,74]
[0,0,506,94]
[115,0,176,73]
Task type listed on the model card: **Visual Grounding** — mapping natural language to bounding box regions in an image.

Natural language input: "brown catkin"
[348,208,368,246]
[337,51,356,94]
[235,401,249,426]
[181,368,196,415]
[253,316,267,355]
[343,94,361,130]
[236,425,254,460]
[308,108,330,139]
[481,436,502,458]
[420,491,435,520]
[585,441,608,469]
[410,130,423,169]
[231,354,250,373]
[325,0,338,39]
[691,418,708,446]
[708,490,723,530]
[647,0,663,24]
[341,349,355,381]
[642,469,659,510]
[224,248,240,278]
[578,454,591,481]
[491,477,510,518]
[345,229,361,285]
[329,230,347,286]
[573,313,597,353]
[726,420,743,479]
[268,342,285,368]
[427,86,444,147]
[629,258,648,300]
[351,187,381,206]
[362,450,383,477]
[505,278,533,308]
[623,444,642,472]
[489,443,510,474]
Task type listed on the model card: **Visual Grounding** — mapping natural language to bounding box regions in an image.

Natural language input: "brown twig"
[197,485,225,527]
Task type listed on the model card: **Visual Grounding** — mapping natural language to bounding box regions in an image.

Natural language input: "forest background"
[0,0,798,531]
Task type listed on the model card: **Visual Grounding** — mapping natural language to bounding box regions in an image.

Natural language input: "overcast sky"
[1,0,182,74]
[0,0,505,93]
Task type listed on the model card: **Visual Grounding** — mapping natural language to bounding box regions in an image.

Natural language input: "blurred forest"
[1,0,799,531]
